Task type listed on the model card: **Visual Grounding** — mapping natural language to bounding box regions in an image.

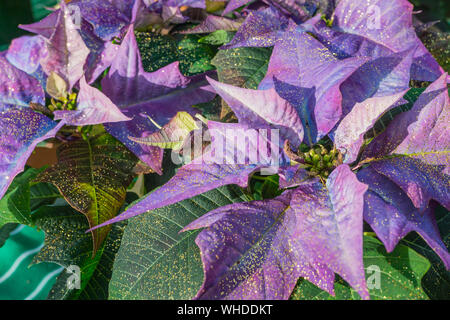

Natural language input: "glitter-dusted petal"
[290,164,369,300]
[182,164,368,300]
[40,2,90,90]
[89,161,258,230]
[334,89,408,163]
[339,48,414,116]
[0,54,45,109]
[393,73,450,170]
[363,73,450,171]
[70,0,134,40]
[278,165,309,188]
[358,167,450,269]
[182,190,335,299]
[223,0,251,15]
[207,121,289,168]
[19,10,60,39]
[79,19,121,84]
[90,119,290,230]
[259,30,366,140]
[6,36,47,75]
[54,76,131,126]
[314,0,444,81]
[221,6,291,49]
[371,157,450,211]
[207,77,304,148]
[0,109,64,199]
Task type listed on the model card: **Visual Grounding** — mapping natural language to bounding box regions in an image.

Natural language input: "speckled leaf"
[211,46,272,89]
[420,30,450,73]
[0,168,39,229]
[198,30,236,46]
[0,166,60,229]
[136,32,216,75]
[108,185,249,299]
[32,205,126,300]
[290,236,430,300]
[29,181,61,211]
[36,132,139,254]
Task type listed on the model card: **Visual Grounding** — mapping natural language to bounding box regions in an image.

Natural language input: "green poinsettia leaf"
[199,30,236,46]
[30,181,61,211]
[36,132,139,254]
[0,168,41,228]
[192,95,223,122]
[136,32,216,76]
[249,174,281,201]
[0,223,17,248]
[108,185,250,300]
[211,46,272,89]
[31,205,125,300]
[290,236,431,300]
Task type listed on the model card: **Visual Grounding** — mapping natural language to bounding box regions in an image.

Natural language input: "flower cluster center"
[48,92,78,112]
[285,141,343,179]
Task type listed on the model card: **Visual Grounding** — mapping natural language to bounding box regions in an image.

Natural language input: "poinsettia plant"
[0,0,448,300]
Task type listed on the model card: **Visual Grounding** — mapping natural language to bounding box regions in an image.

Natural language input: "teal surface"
[0,0,58,49]
[0,225,62,300]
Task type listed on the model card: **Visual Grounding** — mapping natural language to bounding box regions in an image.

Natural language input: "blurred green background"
[0,0,58,50]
